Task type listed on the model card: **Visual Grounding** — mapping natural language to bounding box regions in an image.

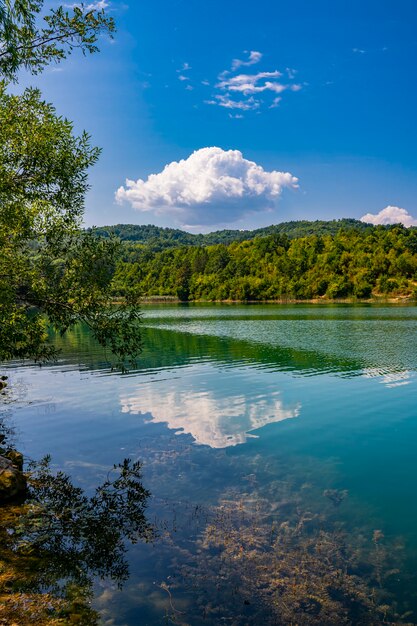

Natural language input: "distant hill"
[110,222,417,301]
[92,219,374,250]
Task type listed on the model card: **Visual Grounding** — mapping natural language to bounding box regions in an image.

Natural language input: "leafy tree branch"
[0,1,115,81]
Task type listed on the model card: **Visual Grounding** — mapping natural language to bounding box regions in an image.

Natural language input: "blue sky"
[26,0,417,231]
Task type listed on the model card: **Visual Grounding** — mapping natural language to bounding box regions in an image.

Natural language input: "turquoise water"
[3,303,417,624]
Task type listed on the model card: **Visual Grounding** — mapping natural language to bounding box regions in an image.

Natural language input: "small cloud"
[177,62,191,74]
[269,97,282,108]
[352,47,366,54]
[115,146,298,227]
[178,74,189,81]
[201,79,210,86]
[66,0,109,9]
[360,205,417,227]
[217,70,287,95]
[286,67,297,79]
[231,50,263,70]
[185,84,194,91]
[228,113,244,119]
[206,57,303,114]
[89,0,108,8]
[205,94,260,110]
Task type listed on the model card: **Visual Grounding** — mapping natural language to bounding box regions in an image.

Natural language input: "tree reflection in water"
[0,447,153,625]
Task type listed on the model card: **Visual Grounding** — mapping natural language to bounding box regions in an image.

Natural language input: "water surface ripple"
[2,304,417,624]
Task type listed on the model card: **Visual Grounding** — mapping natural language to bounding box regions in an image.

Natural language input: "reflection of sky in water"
[363,367,414,388]
[121,364,299,448]
[4,305,417,624]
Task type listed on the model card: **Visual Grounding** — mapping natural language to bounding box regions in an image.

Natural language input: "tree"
[0,86,142,364]
[0,2,142,365]
[0,0,115,81]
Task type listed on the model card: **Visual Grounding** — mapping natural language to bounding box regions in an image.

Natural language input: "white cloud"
[231,50,263,71]
[286,67,297,79]
[206,54,303,115]
[217,70,287,95]
[115,147,299,227]
[89,0,108,8]
[177,62,193,87]
[67,0,109,9]
[205,94,260,110]
[177,62,191,80]
[360,205,417,227]
[270,97,282,108]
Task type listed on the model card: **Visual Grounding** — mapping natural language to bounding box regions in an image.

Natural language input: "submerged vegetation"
[2,319,417,624]
[185,505,400,624]
[111,223,417,301]
[1,2,416,626]
[159,483,411,625]
[1,431,414,626]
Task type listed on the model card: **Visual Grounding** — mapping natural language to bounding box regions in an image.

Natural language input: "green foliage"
[0,84,98,235]
[112,224,417,301]
[0,0,115,81]
[0,85,142,364]
[0,0,141,366]
[93,218,374,253]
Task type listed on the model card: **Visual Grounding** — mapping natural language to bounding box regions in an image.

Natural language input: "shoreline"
[128,295,416,305]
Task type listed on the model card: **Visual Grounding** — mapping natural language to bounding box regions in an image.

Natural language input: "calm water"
[3,303,417,624]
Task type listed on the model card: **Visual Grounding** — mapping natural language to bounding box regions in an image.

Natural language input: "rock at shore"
[0,454,27,500]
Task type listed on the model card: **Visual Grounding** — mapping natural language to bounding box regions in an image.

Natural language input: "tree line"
[93,218,373,252]
[112,224,417,301]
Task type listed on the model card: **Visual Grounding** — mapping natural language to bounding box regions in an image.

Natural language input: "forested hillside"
[93,219,373,251]
[111,223,417,301]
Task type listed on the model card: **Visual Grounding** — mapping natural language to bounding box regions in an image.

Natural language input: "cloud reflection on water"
[120,371,299,448]
[363,367,413,388]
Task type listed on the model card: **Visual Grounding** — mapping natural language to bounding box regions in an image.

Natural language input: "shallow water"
[3,303,417,624]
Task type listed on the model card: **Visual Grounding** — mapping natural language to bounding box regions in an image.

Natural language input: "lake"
[3,303,417,624]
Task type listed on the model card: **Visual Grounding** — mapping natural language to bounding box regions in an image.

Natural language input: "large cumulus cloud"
[360,205,417,227]
[115,147,298,227]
